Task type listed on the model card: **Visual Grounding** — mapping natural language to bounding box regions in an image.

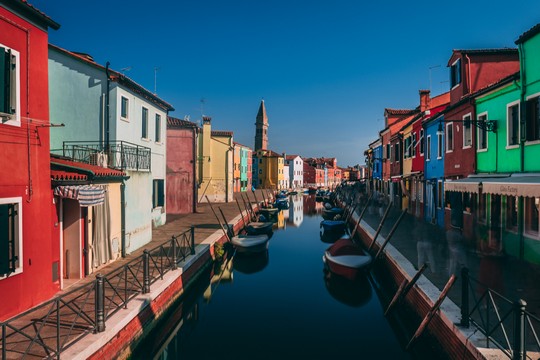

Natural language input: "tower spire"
[254,99,269,151]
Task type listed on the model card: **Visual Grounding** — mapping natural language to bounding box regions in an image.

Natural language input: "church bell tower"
[254,100,268,151]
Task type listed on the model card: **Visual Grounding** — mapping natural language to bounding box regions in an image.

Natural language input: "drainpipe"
[121,179,126,258]
[465,54,472,94]
[192,126,198,212]
[105,62,111,152]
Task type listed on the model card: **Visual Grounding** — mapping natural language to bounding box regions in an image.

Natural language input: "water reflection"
[323,270,372,307]
[285,194,304,227]
[233,250,269,274]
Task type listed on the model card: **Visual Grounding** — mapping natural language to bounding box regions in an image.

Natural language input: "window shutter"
[0,204,10,276]
[0,47,8,114]
[158,180,164,207]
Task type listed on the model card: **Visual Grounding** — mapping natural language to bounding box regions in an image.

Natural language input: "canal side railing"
[0,227,196,360]
[460,267,540,359]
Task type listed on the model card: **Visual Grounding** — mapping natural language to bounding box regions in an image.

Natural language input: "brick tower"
[254,100,268,151]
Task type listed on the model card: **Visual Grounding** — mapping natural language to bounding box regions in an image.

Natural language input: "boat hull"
[323,238,371,280]
[231,234,270,253]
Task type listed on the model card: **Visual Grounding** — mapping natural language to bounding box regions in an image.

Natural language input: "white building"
[285,155,304,189]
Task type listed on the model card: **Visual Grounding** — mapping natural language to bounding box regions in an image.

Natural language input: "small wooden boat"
[259,207,279,217]
[320,220,347,233]
[245,222,274,235]
[275,198,289,209]
[288,191,298,195]
[322,207,344,220]
[323,238,371,280]
[230,234,270,253]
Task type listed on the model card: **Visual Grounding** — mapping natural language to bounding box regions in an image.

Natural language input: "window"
[390,145,394,163]
[142,107,148,139]
[426,135,431,161]
[120,96,129,120]
[506,196,518,232]
[152,179,164,208]
[420,129,424,155]
[524,197,539,237]
[386,144,390,160]
[0,45,20,126]
[463,114,472,148]
[450,58,461,88]
[259,169,262,174]
[526,95,540,142]
[412,132,417,157]
[507,102,520,147]
[155,114,161,142]
[437,133,443,159]
[0,198,22,278]
[394,143,400,162]
[436,180,443,209]
[445,123,454,152]
[404,137,410,158]
[477,113,488,150]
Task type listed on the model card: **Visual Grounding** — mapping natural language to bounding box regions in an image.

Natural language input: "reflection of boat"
[275,198,289,209]
[322,207,344,220]
[231,234,270,253]
[323,238,372,280]
[324,269,372,307]
[288,191,298,195]
[320,230,347,244]
[245,222,274,235]
[320,220,347,233]
[233,250,269,274]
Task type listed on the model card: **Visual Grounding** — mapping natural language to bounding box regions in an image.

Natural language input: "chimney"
[419,90,431,112]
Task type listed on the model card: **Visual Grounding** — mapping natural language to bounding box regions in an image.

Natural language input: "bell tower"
[254,100,268,151]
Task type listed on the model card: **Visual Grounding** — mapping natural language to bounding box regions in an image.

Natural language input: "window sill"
[446,150,454,153]
[155,141,163,145]
[462,145,472,150]
[120,117,129,123]
[523,232,540,240]
[0,268,23,280]
[141,137,151,142]
[505,145,519,150]
[476,148,488,153]
[525,140,540,146]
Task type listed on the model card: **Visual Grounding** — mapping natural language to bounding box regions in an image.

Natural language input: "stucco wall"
[124,171,152,253]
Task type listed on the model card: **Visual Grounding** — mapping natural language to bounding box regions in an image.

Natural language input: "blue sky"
[31,0,540,167]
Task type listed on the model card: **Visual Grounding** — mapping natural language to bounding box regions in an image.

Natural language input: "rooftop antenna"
[154,66,161,94]
[429,65,441,93]
[120,66,131,75]
[200,97,206,116]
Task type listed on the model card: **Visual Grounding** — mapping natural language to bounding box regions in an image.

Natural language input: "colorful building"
[233,142,252,192]
[285,155,304,189]
[166,116,199,214]
[0,0,60,320]
[253,149,285,190]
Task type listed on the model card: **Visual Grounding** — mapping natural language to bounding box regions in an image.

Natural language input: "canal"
[131,195,447,359]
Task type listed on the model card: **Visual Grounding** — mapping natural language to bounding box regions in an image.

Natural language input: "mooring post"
[385,263,428,316]
[372,209,408,262]
[460,267,470,327]
[95,274,106,332]
[367,201,393,252]
[350,194,373,239]
[143,250,150,294]
[513,299,527,360]
[191,225,196,255]
[171,236,177,270]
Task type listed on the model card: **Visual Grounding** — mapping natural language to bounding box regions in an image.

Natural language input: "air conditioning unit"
[89,152,108,168]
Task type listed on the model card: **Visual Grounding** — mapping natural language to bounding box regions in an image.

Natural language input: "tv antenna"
[200,98,206,116]
[120,66,131,75]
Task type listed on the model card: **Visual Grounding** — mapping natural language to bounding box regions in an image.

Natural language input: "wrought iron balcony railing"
[62,141,151,172]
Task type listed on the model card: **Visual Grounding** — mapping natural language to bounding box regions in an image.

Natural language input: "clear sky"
[30,0,540,167]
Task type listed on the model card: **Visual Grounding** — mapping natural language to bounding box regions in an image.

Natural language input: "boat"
[245,221,274,235]
[322,207,344,220]
[323,238,372,280]
[320,230,349,244]
[230,234,270,253]
[233,250,269,274]
[320,220,347,233]
[307,187,317,194]
[275,198,289,209]
[258,207,279,217]
[288,190,298,195]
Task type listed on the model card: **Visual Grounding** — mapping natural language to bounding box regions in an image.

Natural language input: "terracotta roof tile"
[167,116,198,129]
[51,156,126,182]
[211,130,233,137]
[384,108,418,116]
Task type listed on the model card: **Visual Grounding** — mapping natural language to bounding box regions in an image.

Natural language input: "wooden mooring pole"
[406,274,456,350]
[350,194,373,239]
[205,196,231,242]
[370,209,408,263]
[385,263,428,316]
[367,201,393,252]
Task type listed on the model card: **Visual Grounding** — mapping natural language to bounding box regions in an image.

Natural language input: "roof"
[211,130,233,137]
[447,48,518,66]
[49,44,174,112]
[2,0,60,30]
[233,141,251,149]
[256,100,268,124]
[167,116,199,129]
[285,155,301,160]
[515,23,540,44]
[51,155,127,182]
[384,108,418,116]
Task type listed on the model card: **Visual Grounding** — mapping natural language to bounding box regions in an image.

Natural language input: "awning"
[444,178,483,193]
[54,185,105,206]
[482,175,540,197]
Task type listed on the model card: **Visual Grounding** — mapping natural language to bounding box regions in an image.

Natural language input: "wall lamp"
[436,119,497,136]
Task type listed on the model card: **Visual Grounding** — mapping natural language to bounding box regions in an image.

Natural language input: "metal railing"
[461,267,540,359]
[62,141,151,171]
[0,227,195,360]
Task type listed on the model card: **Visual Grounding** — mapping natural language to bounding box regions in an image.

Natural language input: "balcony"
[61,141,151,171]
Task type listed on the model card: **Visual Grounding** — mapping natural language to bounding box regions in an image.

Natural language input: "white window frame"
[0,44,21,127]
[120,96,129,121]
[155,113,162,143]
[462,113,472,149]
[445,122,454,153]
[141,107,149,140]
[419,129,425,156]
[506,100,520,149]
[525,92,540,144]
[477,111,489,152]
[437,133,443,159]
[0,197,23,280]
[412,132,417,158]
[426,135,431,161]
[450,58,461,90]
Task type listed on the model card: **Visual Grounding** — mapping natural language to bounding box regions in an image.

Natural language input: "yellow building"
[198,116,234,203]
[254,149,285,190]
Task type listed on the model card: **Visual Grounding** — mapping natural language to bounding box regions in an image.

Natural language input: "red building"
[166,117,198,214]
[0,1,60,320]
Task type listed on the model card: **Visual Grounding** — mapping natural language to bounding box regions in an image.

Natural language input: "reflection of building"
[276,210,285,229]
[287,195,304,227]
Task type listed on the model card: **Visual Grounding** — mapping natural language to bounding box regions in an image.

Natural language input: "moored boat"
[320,220,347,233]
[245,221,274,235]
[323,238,371,280]
[230,234,270,253]
[259,207,279,217]
[322,207,344,220]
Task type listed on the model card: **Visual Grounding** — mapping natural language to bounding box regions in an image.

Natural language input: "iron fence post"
[143,250,150,294]
[513,299,527,360]
[95,274,106,333]
[172,236,177,270]
[56,299,60,359]
[460,267,470,327]
[191,226,196,255]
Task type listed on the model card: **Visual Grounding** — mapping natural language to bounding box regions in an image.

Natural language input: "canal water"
[132,195,445,359]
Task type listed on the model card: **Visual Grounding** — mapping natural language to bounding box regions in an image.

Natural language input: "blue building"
[423,113,445,227]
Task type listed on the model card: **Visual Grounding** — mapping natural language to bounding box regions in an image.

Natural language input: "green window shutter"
[0,47,8,114]
[0,204,10,276]
[158,180,164,207]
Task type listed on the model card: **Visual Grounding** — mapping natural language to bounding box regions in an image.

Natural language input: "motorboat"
[323,238,372,280]
[320,220,347,233]
[245,221,274,235]
[230,234,270,253]
[322,207,344,220]
[258,207,279,217]
[275,198,289,209]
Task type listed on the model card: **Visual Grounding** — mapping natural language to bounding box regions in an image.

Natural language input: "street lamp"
[436,118,497,136]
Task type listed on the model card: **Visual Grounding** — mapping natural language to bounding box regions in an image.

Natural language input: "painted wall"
[0,8,58,320]
[373,144,382,180]
[521,31,540,172]
[166,127,195,214]
[423,117,445,227]
[444,103,476,178]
